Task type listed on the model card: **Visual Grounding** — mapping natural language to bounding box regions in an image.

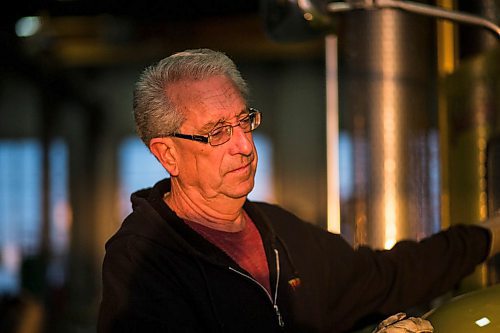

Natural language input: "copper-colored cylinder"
[337,9,440,248]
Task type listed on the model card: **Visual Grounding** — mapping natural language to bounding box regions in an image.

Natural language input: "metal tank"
[337,8,441,248]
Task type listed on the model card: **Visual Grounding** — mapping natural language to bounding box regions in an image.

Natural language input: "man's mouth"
[230,163,251,173]
[229,157,254,174]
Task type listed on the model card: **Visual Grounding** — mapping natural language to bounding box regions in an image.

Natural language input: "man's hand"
[372,312,433,333]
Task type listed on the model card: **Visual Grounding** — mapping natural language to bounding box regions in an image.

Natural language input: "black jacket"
[97,178,491,333]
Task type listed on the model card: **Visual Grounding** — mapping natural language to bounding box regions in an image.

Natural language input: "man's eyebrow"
[199,120,222,133]
[198,108,249,133]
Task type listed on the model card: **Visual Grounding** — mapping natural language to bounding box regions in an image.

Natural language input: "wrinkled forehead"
[168,76,246,130]
[168,76,245,109]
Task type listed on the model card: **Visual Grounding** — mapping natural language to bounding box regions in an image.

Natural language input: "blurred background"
[0,0,499,332]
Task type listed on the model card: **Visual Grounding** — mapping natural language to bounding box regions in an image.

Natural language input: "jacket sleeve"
[252,202,493,332]
[325,224,491,330]
[97,235,203,333]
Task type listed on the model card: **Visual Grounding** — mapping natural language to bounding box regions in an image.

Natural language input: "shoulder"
[247,201,351,249]
[247,201,314,230]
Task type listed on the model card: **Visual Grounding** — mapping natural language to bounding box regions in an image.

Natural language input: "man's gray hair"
[133,48,249,146]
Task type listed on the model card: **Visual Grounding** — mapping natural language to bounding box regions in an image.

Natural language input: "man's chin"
[224,181,255,200]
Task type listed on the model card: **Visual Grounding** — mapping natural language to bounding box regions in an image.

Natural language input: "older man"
[97,48,500,333]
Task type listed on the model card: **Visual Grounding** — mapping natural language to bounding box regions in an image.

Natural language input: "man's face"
[169,75,258,200]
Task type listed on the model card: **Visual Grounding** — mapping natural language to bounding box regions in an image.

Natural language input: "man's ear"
[149,138,179,176]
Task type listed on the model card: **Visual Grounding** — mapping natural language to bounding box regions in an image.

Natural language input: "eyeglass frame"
[163,108,262,146]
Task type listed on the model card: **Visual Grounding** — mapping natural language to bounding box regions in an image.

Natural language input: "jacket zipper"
[228,249,284,327]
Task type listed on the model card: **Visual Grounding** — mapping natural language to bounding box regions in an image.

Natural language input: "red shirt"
[184,213,271,294]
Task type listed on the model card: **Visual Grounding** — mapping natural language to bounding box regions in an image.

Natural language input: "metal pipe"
[322,0,500,39]
[374,0,500,38]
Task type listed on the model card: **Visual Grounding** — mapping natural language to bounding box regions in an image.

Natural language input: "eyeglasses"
[170,108,262,146]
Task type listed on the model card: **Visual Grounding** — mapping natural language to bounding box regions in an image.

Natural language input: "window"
[0,139,69,294]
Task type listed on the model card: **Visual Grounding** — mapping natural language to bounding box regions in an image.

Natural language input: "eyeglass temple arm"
[173,133,209,143]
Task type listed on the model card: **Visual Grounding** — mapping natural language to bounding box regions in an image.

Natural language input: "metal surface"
[424,283,500,332]
[337,8,440,248]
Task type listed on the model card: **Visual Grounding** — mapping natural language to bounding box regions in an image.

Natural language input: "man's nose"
[229,125,253,155]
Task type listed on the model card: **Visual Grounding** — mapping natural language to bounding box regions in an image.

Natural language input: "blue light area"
[0,139,70,294]
[118,138,169,218]
[248,133,275,202]
[0,139,42,294]
[49,139,69,255]
[428,130,441,233]
[338,131,354,199]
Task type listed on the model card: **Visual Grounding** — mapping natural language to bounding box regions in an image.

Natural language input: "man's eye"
[210,127,226,137]
[239,115,251,124]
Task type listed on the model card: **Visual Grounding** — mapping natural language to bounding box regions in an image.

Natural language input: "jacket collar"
[120,178,279,270]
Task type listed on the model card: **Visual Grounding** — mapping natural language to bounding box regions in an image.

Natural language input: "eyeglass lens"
[208,111,260,146]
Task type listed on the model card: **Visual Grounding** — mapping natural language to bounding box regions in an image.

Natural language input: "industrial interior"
[0,0,499,332]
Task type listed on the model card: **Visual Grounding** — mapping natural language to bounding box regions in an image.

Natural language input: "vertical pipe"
[436,0,457,231]
[326,34,341,234]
